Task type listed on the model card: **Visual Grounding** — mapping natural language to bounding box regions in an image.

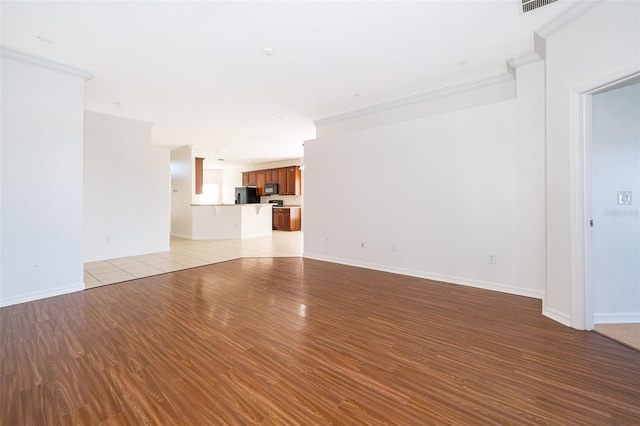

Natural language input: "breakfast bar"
[190,203,273,240]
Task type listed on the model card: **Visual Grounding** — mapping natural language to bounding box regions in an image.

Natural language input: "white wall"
[543,0,640,327]
[304,58,545,298]
[0,48,90,306]
[84,112,170,262]
[591,83,640,323]
[170,145,194,238]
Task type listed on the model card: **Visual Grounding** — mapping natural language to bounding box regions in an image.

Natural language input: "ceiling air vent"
[521,0,557,14]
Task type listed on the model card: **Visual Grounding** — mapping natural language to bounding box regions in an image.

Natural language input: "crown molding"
[1,46,93,80]
[535,0,603,40]
[314,73,514,129]
[506,51,543,77]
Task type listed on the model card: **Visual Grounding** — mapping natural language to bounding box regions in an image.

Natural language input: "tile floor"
[84,231,303,289]
[595,323,640,351]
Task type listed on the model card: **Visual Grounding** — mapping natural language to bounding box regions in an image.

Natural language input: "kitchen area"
[170,145,303,241]
[239,165,302,232]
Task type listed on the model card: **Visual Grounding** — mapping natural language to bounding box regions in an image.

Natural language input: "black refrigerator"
[235,187,260,204]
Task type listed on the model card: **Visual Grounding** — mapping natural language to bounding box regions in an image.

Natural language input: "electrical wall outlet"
[488,253,496,264]
[360,241,365,248]
[391,244,396,252]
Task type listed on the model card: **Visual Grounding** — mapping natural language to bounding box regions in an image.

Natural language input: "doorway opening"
[581,73,640,350]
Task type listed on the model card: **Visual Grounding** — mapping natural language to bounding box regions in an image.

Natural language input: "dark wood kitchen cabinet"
[275,166,300,195]
[277,168,287,192]
[265,169,278,184]
[241,171,258,187]
[272,207,301,231]
[241,165,301,195]
[195,157,204,194]
[256,171,266,195]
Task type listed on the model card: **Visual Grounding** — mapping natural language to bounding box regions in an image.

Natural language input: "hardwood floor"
[1,258,639,425]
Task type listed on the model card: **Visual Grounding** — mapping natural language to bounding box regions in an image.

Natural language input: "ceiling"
[1,0,571,168]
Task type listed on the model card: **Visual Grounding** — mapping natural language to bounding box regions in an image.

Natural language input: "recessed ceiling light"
[222,149,229,153]
[262,47,275,56]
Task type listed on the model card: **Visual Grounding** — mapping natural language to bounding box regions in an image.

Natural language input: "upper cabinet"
[282,166,301,196]
[195,157,204,194]
[256,171,266,196]
[241,165,301,196]
[265,169,279,184]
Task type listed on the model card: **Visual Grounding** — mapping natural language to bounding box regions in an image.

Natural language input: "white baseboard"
[170,233,192,240]
[594,312,640,324]
[84,244,170,263]
[0,282,85,307]
[542,306,572,327]
[302,252,544,299]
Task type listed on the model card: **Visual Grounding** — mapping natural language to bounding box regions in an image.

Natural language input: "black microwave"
[264,183,278,195]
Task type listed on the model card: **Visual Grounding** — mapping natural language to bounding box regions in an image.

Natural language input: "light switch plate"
[617,191,632,205]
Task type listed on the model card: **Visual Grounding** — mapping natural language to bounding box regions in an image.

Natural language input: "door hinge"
[589,219,594,227]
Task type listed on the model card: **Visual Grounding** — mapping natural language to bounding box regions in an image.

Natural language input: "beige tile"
[99,275,136,285]
[84,263,120,274]
[131,254,164,262]
[84,275,100,285]
[85,231,303,284]
[91,270,134,281]
[108,257,146,267]
[119,264,163,274]
[136,256,176,266]
[177,259,210,268]
[131,270,164,278]
[158,265,187,273]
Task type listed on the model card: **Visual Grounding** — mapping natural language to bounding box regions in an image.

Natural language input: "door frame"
[574,68,640,330]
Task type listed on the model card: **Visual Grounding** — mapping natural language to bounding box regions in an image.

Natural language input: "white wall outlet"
[391,244,396,252]
[325,237,329,245]
[360,241,365,248]
[488,253,496,264]
[105,236,111,243]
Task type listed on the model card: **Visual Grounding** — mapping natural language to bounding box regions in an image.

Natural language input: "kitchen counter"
[190,203,273,240]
